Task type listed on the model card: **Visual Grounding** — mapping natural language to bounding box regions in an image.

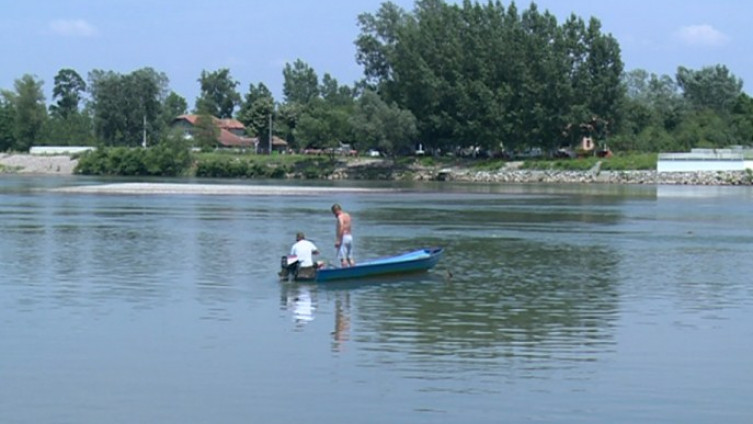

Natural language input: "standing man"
[331,203,355,267]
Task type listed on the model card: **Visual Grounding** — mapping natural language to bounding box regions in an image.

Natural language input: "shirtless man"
[331,203,355,267]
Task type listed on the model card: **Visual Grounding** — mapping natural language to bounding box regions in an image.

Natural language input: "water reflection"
[279,281,353,351]
[332,292,351,351]
[280,282,317,329]
[351,239,619,379]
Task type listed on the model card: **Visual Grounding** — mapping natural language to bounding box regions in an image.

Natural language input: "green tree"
[161,91,188,133]
[6,74,48,151]
[618,69,687,151]
[47,68,93,146]
[282,59,319,105]
[192,114,220,151]
[239,82,275,152]
[320,73,355,107]
[0,93,16,151]
[276,102,303,149]
[295,97,355,150]
[730,93,753,144]
[195,68,240,118]
[50,69,86,120]
[88,68,169,146]
[676,65,743,114]
[355,1,625,154]
[355,1,409,85]
[349,89,417,155]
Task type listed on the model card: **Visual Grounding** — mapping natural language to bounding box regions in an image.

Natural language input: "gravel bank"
[52,183,397,196]
[437,168,753,185]
[0,154,78,174]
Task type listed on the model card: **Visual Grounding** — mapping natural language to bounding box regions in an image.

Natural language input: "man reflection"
[281,284,316,329]
[332,292,351,351]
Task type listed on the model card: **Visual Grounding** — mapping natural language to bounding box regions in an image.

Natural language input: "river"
[1,176,751,423]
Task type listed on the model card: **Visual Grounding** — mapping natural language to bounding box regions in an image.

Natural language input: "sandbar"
[52,182,397,196]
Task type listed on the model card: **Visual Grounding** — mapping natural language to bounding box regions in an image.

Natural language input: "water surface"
[1,176,752,423]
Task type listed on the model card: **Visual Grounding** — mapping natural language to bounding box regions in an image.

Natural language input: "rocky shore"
[2,153,751,185]
[432,168,753,185]
[335,159,753,186]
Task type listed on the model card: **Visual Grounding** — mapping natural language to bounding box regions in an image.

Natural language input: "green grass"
[520,153,657,171]
[599,153,657,170]
[194,151,305,166]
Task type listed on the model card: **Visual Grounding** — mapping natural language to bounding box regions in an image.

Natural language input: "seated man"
[288,232,320,279]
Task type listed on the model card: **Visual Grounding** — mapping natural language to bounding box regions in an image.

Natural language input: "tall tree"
[320,73,354,107]
[282,59,319,105]
[349,89,417,155]
[355,1,625,153]
[192,114,220,151]
[730,93,753,144]
[0,93,16,151]
[161,91,188,132]
[676,65,743,114]
[355,1,409,85]
[195,68,240,118]
[295,97,357,150]
[47,68,93,146]
[6,74,47,151]
[89,68,169,146]
[238,82,275,151]
[50,69,86,120]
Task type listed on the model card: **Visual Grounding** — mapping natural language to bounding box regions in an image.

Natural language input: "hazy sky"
[1,0,750,105]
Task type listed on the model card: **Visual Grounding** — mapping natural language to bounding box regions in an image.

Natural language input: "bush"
[75,143,191,176]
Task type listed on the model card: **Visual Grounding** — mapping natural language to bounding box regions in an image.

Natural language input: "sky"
[1,0,751,106]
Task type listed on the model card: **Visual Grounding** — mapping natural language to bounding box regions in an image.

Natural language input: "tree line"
[1,0,751,157]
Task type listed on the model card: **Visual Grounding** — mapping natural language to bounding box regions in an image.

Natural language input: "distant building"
[251,135,289,153]
[657,147,753,172]
[171,114,256,149]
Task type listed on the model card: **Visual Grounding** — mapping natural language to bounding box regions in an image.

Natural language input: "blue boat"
[315,247,444,282]
[281,247,444,282]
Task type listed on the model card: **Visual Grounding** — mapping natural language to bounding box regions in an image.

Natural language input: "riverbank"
[0,153,78,175]
[2,153,751,185]
[335,158,753,186]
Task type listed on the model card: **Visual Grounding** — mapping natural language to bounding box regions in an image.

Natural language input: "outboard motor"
[279,255,300,280]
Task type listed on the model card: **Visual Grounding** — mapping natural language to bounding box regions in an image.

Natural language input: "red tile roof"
[175,114,245,130]
[219,129,255,147]
[173,114,255,147]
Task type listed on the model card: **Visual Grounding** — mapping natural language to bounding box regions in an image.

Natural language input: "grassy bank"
[417,152,658,172]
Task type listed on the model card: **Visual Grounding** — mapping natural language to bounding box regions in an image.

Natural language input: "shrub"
[75,143,191,176]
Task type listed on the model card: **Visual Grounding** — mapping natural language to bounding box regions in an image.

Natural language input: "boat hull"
[311,247,443,282]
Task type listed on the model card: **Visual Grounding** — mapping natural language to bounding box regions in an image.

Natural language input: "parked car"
[367,149,380,157]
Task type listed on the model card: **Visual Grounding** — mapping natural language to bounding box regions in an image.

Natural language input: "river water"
[1,176,752,424]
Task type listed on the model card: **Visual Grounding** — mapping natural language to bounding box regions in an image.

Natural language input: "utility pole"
[142,114,147,148]
[268,114,272,154]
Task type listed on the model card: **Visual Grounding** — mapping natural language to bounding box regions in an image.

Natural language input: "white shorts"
[337,234,354,261]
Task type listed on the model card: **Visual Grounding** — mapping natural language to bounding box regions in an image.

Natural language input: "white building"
[657,147,753,172]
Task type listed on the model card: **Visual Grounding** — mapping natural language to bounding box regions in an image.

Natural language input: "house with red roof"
[171,114,257,149]
[172,114,289,153]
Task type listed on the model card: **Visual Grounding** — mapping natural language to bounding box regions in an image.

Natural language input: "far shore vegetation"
[2,1,751,179]
[70,146,658,179]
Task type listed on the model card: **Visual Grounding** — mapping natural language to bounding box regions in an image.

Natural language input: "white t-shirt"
[290,239,319,267]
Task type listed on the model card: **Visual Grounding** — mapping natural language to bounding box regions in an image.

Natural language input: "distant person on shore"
[331,203,355,267]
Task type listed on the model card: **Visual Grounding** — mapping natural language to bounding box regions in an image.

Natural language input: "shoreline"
[2,153,751,186]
